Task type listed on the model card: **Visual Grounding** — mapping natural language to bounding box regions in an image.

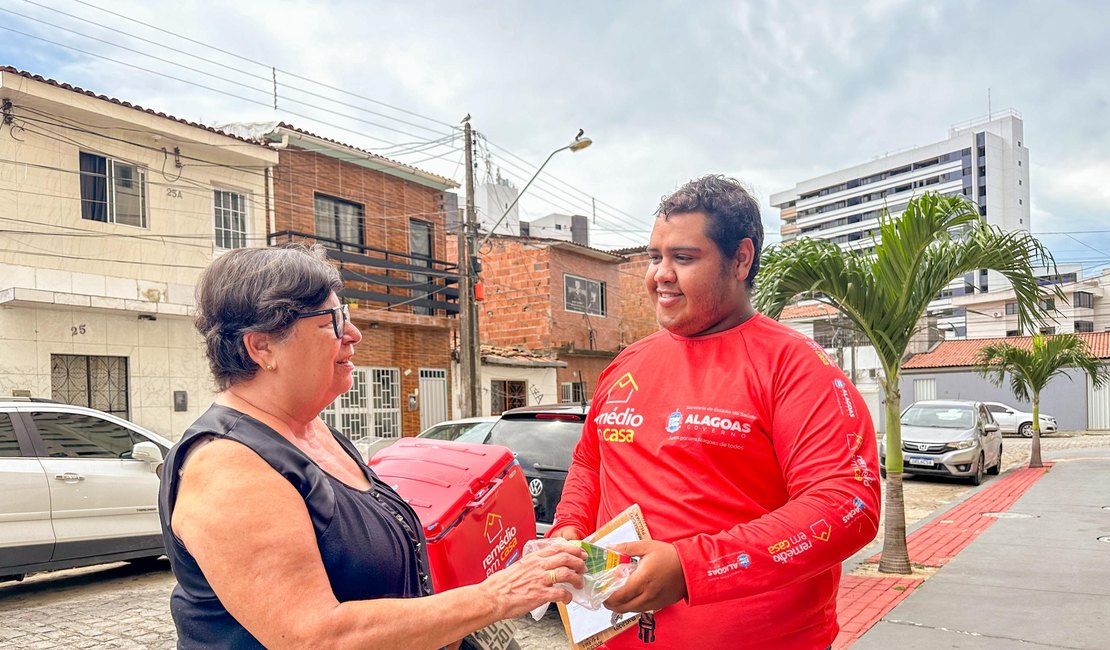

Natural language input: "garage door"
[1087,373,1110,430]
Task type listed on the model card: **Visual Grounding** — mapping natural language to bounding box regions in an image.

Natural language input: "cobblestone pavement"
[3,433,1107,649]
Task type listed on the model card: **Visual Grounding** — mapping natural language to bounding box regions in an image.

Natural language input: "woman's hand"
[478,542,588,621]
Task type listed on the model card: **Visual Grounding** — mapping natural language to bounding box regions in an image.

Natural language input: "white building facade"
[771,111,1031,338]
[474,178,520,236]
[0,68,277,439]
[524,213,590,246]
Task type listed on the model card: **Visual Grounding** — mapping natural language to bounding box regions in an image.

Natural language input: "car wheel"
[988,444,1002,475]
[969,453,984,486]
[1019,422,1033,438]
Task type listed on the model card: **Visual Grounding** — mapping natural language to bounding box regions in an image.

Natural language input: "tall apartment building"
[770,111,1030,337]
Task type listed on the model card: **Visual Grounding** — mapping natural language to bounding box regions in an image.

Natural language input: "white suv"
[0,398,172,582]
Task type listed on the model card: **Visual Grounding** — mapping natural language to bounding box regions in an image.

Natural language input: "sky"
[1,0,1108,268]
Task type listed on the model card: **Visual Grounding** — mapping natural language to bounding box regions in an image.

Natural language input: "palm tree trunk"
[878,383,911,574]
[1029,392,1043,468]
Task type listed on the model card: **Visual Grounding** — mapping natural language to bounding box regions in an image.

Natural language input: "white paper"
[567,520,640,643]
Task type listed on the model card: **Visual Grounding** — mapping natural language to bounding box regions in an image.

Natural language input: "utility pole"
[458,121,480,417]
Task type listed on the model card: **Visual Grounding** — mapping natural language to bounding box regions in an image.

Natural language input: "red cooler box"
[369,438,537,593]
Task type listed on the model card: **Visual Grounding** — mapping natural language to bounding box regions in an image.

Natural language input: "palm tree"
[975,334,1108,468]
[755,192,1055,574]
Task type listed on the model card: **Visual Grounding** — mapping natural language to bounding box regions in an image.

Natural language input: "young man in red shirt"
[550,175,881,649]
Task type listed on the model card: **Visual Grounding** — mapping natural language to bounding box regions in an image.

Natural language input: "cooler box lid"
[369,438,517,536]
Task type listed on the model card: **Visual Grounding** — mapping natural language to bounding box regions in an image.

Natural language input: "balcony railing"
[269,230,460,316]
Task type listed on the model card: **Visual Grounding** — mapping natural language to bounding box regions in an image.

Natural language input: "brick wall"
[349,316,452,437]
[556,354,618,402]
[271,148,445,259]
[271,147,455,436]
[618,250,659,346]
[474,238,554,349]
[548,247,623,353]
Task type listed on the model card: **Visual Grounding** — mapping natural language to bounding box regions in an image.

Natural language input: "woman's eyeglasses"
[293,304,350,339]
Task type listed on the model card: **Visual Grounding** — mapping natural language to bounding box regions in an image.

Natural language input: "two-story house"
[0,67,277,438]
[249,124,460,440]
[450,234,625,414]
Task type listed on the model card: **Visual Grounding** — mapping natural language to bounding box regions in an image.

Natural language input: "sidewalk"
[836,446,1110,649]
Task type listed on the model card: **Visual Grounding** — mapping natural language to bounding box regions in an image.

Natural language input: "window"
[986,404,1008,414]
[214,190,248,250]
[51,354,129,418]
[321,367,401,440]
[0,413,21,457]
[314,194,364,251]
[1074,291,1095,309]
[491,380,527,415]
[30,411,143,458]
[79,152,148,227]
[564,274,606,316]
[1006,330,1020,337]
[1039,326,1056,335]
[1018,160,1022,166]
[1038,298,1056,311]
[1075,321,1094,333]
[409,219,434,316]
[561,381,586,404]
[1005,302,1018,315]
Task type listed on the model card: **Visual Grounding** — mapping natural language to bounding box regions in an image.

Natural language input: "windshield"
[486,418,583,471]
[418,420,495,442]
[901,405,975,429]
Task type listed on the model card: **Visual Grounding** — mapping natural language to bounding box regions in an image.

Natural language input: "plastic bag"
[523,538,638,620]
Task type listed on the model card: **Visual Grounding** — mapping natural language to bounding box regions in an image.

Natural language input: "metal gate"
[1088,373,1110,430]
[51,354,129,418]
[419,368,448,431]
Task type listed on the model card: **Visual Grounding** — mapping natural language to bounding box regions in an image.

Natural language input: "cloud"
[2,0,1107,259]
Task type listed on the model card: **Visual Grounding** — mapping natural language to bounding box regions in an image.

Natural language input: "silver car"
[880,400,1003,485]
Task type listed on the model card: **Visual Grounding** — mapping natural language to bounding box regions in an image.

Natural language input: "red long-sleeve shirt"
[552,314,881,649]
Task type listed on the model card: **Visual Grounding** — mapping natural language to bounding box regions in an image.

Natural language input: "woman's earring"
[266,365,275,371]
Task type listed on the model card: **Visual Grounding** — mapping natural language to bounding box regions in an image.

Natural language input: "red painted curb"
[835,463,1051,648]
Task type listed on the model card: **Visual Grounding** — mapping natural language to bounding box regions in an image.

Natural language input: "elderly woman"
[158,244,586,649]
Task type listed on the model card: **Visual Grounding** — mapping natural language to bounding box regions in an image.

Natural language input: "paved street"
[3,433,1107,649]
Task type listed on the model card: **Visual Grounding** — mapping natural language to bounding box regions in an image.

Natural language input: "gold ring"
[548,569,558,586]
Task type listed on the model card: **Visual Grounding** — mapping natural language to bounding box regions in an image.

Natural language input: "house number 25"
[71,325,86,336]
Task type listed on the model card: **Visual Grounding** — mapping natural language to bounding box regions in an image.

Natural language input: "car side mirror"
[132,441,164,466]
[984,423,999,434]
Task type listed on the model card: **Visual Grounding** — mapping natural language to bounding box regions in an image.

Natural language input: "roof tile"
[904,332,1110,369]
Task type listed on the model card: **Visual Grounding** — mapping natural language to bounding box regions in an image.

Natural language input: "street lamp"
[476,133,593,251]
[459,131,592,416]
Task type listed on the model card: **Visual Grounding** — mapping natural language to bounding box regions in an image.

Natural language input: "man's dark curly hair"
[657,175,763,288]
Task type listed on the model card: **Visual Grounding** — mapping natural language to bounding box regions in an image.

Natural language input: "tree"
[755,193,1055,574]
[975,333,1108,468]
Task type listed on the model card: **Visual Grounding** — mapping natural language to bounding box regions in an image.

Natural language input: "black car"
[484,404,587,535]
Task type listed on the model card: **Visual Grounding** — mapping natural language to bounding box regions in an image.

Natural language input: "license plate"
[907,457,935,467]
[467,619,517,650]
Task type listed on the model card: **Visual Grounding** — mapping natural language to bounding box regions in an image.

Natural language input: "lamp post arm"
[476,144,569,251]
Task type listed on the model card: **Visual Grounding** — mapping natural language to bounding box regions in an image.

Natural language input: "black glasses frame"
[293,304,349,338]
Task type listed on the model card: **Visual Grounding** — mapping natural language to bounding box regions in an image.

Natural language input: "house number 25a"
[71,325,86,336]
[165,188,183,198]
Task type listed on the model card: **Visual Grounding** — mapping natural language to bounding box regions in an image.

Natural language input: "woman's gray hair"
[195,243,342,390]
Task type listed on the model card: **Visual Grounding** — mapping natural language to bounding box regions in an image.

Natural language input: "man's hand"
[603,540,687,613]
[547,525,584,541]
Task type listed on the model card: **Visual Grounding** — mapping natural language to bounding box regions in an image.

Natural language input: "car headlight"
[952,439,976,450]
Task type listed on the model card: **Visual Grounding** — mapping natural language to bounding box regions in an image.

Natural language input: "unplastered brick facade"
[616,248,659,346]
[455,235,629,400]
[271,145,456,437]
